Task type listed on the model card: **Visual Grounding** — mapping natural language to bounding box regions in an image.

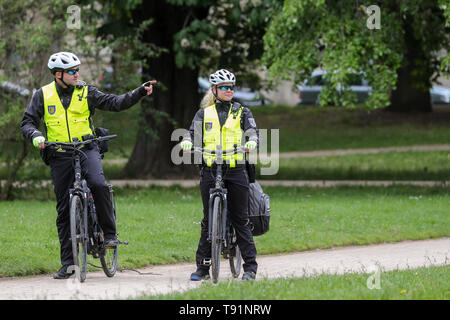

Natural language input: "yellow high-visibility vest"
[203,103,243,167]
[42,81,93,142]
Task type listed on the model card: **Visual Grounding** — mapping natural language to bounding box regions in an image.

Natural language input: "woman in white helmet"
[181,69,260,281]
[199,69,236,108]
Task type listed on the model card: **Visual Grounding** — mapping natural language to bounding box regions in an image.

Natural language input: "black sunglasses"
[218,85,235,91]
[65,68,79,75]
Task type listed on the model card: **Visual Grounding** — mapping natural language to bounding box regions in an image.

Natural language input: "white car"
[0,81,32,97]
[297,70,372,105]
[430,85,450,104]
[297,70,450,105]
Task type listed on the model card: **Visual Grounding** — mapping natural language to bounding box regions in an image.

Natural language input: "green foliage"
[0,0,165,193]
[168,0,281,88]
[0,0,70,199]
[262,0,450,109]
[439,0,450,76]
[174,20,218,70]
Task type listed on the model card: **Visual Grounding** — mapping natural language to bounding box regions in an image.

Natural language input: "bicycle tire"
[70,195,87,282]
[100,193,118,277]
[229,231,242,278]
[100,244,118,277]
[211,196,222,284]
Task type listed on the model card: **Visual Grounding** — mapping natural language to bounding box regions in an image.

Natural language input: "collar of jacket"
[54,80,74,96]
[215,100,231,110]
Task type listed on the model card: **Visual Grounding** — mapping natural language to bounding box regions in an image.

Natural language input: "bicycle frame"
[207,164,228,244]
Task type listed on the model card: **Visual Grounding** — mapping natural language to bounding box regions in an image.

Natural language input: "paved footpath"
[107,179,449,188]
[101,144,450,163]
[1,238,448,300]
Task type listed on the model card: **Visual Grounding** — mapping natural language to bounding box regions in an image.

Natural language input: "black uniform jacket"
[21,80,147,142]
[185,100,260,147]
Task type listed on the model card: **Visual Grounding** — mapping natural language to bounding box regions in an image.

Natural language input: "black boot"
[53,265,75,279]
[190,267,210,281]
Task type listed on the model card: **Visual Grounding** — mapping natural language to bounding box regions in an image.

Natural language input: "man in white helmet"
[21,52,155,279]
[181,69,259,281]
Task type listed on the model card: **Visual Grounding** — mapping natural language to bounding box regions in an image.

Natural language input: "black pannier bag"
[94,127,110,154]
[248,181,270,236]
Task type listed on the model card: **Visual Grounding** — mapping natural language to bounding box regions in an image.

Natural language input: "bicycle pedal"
[202,258,211,266]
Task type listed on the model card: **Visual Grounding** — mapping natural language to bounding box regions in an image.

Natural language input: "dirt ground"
[1,237,448,300]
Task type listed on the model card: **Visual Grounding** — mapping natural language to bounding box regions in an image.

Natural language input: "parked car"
[430,85,450,104]
[297,70,450,105]
[0,81,32,97]
[297,70,372,105]
[198,77,271,106]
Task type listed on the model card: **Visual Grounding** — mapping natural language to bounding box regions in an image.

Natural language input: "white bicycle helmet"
[48,52,81,72]
[209,69,236,85]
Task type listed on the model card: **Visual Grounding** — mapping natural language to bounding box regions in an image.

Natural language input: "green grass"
[146,265,450,300]
[259,150,450,180]
[3,105,450,182]
[6,150,449,182]
[251,105,450,153]
[1,185,449,277]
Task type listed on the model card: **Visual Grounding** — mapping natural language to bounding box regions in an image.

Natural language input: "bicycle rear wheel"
[211,196,222,284]
[70,195,87,282]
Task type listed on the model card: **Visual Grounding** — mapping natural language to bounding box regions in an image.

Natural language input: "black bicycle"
[190,145,248,283]
[45,135,127,282]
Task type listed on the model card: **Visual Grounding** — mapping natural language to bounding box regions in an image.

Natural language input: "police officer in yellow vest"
[181,69,259,281]
[21,52,154,279]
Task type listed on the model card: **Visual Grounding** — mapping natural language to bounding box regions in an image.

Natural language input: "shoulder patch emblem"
[248,118,256,127]
[205,122,213,132]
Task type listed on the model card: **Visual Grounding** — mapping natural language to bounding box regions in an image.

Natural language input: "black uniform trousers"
[196,164,258,274]
[49,146,116,266]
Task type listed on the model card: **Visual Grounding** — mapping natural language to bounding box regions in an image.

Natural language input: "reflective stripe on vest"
[42,82,93,142]
[203,103,243,167]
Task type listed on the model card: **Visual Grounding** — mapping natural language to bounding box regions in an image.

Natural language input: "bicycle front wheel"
[70,195,87,282]
[211,196,222,284]
[100,192,118,277]
[100,238,118,277]
[229,231,242,278]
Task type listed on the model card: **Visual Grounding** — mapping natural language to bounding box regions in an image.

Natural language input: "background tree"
[0,0,69,200]
[262,0,450,112]
[0,0,125,198]
[95,0,279,178]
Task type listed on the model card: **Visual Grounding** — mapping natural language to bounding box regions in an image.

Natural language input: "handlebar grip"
[98,134,117,141]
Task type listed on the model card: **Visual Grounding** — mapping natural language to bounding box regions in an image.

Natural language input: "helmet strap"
[57,71,70,88]
[212,85,227,103]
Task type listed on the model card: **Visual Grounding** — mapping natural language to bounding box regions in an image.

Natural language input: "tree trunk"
[124,1,208,178]
[387,15,433,113]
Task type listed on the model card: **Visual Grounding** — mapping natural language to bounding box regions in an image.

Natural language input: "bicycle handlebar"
[44,134,117,150]
[189,146,249,155]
